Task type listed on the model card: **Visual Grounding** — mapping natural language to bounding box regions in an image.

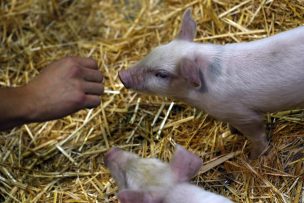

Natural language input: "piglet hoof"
[249,140,269,159]
[228,124,242,136]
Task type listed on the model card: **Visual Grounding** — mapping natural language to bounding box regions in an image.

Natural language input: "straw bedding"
[0,0,303,202]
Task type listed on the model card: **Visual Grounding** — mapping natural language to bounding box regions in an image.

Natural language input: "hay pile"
[0,0,303,202]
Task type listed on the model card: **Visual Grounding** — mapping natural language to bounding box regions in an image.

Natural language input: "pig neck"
[177,40,269,111]
[177,42,224,111]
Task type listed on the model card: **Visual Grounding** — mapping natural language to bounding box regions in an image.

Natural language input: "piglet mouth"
[118,70,132,89]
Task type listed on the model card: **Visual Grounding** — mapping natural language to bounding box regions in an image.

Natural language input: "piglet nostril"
[118,70,131,89]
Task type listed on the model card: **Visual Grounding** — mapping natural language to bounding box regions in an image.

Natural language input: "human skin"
[0,56,104,131]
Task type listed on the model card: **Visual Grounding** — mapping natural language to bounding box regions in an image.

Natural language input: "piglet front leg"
[230,112,269,159]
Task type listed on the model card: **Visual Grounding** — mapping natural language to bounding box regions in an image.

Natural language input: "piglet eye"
[155,71,170,79]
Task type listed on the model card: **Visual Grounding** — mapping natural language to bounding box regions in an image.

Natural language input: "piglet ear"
[118,190,161,203]
[178,58,202,88]
[177,8,196,41]
[170,144,202,182]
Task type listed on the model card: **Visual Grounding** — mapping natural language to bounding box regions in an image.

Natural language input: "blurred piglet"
[118,8,304,159]
[104,145,233,203]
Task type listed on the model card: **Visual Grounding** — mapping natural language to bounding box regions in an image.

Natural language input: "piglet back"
[164,183,233,203]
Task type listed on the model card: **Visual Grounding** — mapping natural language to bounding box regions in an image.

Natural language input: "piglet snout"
[119,70,132,89]
[104,147,123,167]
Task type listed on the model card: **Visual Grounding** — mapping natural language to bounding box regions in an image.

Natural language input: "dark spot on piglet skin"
[271,51,278,57]
[198,69,208,93]
[208,57,222,82]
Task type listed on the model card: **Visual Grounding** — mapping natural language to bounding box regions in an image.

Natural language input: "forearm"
[0,86,31,131]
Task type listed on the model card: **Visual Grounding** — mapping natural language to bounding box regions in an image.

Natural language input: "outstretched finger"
[83,82,104,95]
[84,95,101,109]
[82,68,104,83]
[71,56,99,69]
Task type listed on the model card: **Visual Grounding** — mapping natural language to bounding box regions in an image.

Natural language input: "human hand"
[22,56,104,122]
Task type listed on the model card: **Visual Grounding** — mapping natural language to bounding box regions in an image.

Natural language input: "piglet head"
[105,147,175,192]
[119,8,205,99]
[105,145,202,203]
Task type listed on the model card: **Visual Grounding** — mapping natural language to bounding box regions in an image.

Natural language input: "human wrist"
[0,86,34,130]
[14,85,37,123]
